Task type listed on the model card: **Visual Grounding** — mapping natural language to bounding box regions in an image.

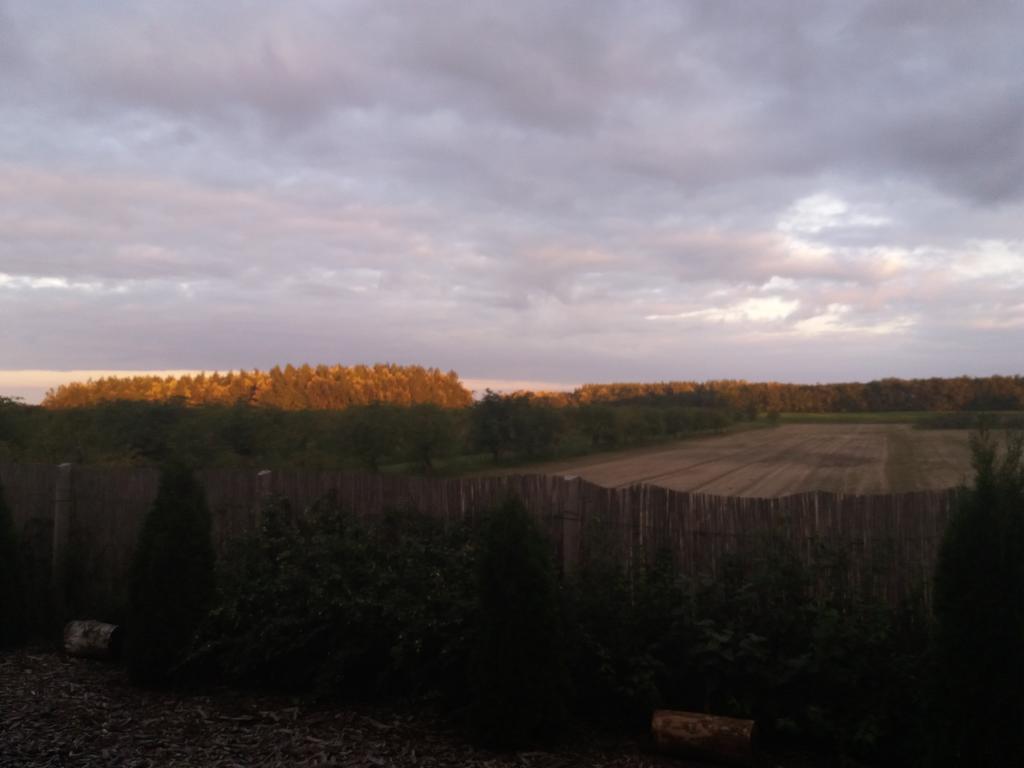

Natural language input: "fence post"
[256,469,272,528]
[52,462,73,626]
[561,512,581,575]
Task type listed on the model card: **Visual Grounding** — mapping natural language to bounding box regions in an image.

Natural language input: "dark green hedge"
[173,493,937,763]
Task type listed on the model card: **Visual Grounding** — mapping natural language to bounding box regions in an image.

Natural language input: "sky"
[2,1,1023,403]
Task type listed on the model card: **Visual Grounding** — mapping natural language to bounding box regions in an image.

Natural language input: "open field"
[504,424,974,496]
[778,411,933,424]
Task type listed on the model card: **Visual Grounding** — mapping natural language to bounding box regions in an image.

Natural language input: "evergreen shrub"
[0,477,26,647]
[930,429,1024,766]
[126,462,215,686]
[469,496,569,748]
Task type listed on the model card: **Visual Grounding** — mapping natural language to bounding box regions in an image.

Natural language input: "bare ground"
[0,650,707,768]
[502,425,972,496]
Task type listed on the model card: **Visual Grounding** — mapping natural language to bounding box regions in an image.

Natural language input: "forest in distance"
[2,365,1023,470]
[37,364,1024,413]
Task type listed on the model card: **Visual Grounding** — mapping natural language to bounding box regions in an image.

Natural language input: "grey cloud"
[1,1,1023,385]
[0,2,25,68]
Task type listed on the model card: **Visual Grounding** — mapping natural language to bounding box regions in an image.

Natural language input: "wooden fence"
[0,462,957,628]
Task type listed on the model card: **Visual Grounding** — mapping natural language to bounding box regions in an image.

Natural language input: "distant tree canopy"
[39,370,1024,414]
[5,370,1021,471]
[561,375,1024,413]
[42,364,472,410]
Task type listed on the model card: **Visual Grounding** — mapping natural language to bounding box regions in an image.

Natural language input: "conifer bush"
[469,496,569,748]
[126,462,215,686]
[931,429,1024,766]
[0,477,27,647]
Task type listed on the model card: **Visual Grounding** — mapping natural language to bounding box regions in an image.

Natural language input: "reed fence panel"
[0,462,958,625]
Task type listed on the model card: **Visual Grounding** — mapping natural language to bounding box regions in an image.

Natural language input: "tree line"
[41,364,473,410]
[40,368,1024,414]
[559,374,1024,412]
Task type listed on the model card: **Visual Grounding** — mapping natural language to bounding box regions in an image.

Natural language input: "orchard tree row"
[0,394,739,470]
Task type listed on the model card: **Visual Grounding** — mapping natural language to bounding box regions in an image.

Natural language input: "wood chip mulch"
[1,650,701,768]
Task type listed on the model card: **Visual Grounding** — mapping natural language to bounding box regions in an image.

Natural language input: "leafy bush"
[575,404,619,448]
[193,497,477,699]
[930,430,1024,766]
[127,462,215,686]
[402,404,463,471]
[343,403,403,471]
[469,496,569,748]
[470,390,514,461]
[679,539,930,763]
[565,550,679,726]
[508,398,563,457]
[564,534,930,764]
[0,396,30,461]
[0,477,27,647]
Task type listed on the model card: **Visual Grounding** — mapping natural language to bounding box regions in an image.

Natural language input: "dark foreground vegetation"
[1,430,1016,766]
[929,431,1024,766]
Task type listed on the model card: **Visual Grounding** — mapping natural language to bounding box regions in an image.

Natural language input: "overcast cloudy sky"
[2,1,1023,402]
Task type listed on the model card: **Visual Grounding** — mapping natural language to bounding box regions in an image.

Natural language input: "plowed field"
[520,424,972,496]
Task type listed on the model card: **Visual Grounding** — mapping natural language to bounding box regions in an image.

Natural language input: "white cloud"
[793,304,915,337]
[778,193,889,236]
[952,239,1024,283]
[0,273,104,291]
[761,275,798,291]
[647,296,799,323]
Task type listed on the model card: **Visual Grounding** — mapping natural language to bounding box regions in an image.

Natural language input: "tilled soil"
[507,425,971,496]
[0,650,695,768]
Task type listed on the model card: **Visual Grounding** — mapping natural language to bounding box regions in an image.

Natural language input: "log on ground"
[63,620,123,660]
[651,709,757,766]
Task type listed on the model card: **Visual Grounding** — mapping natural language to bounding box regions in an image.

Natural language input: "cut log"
[63,620,123,661]
[651,709,757,766]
